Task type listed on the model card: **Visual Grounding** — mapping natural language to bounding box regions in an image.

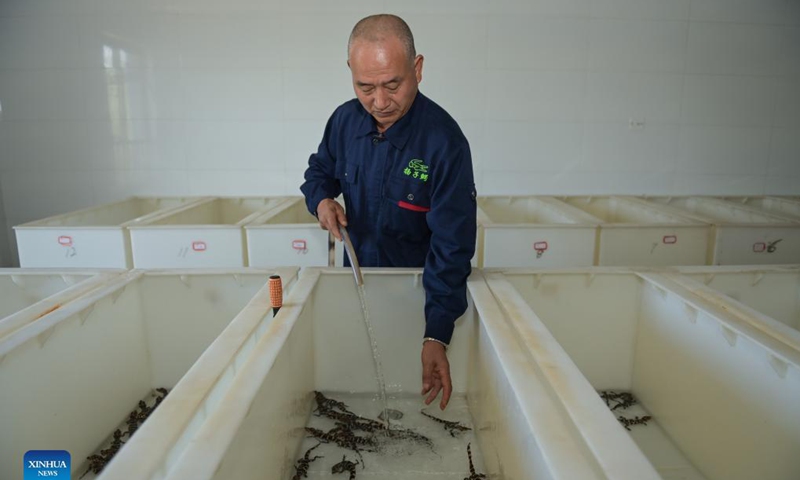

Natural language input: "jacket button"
[407,194,414,201]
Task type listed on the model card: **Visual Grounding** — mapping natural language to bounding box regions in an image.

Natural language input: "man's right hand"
[316,198,347,241]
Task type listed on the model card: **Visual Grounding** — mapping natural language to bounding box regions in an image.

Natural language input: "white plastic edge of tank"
[0,269,125,342]
[605,196,710,226]
[12,197,211,230]
[764,196,800,206]
[0,270,143,361]
[486,268,800,480]
[662,270,800,355]
[0,268,295,365]
[477,196,605,227]
[715,196,800,223]
[738,196,800,221]
[631,196,800,226]
[242,197,308,228]
[538,196,606,223]
[12,198,140,228]
[147,268,616,480]
[156,267,322,480]
[242,196,343,229]
[125,197,220,227]
[557,196,708,227]
[118,197,215,227]
[483,271,663,480]
[673,264,800,275]
[126,197,295,230]
[233,197,298,227]
[96,267,300,480]
[467,270,613,480]
[694,196,800,224]
[639,272,800,369]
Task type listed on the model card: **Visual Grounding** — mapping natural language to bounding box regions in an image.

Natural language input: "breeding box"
[486,269,800,480]
[668,266,800,340]
[129,197,291,268]
[14,197,206,268]
[99,269,658,480]
[558,196,711,266]
[246,197,342,268]
[639,196,800,265]
[0,268,298,480]
[0,269,120,342]
[477,196,601,267]
[721,196,800,222]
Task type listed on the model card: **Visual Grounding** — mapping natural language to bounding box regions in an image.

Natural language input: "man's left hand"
[421,341,452,410]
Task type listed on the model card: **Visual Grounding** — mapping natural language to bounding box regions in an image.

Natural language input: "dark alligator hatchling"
[420,410,472,437]
[291,442,323,480]
[464,442,487,480]
[331,455,359,480]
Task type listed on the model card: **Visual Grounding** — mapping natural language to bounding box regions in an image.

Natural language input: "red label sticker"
[58,236,73,247]
[663,235,678,245]
[534,241,549,252]
[292,240,307,251]
[753,242,766,253]
[192,241,207,252]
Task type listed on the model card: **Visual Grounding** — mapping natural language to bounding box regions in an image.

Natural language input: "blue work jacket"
[300,91,477,344]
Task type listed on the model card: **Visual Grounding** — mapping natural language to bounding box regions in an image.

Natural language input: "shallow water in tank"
[599,392,706,480]
[293,392,486,480]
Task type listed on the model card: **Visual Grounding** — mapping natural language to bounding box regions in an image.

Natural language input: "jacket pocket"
[382,176,431,242]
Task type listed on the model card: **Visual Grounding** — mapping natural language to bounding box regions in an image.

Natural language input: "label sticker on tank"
[662,235,677,245]
[58,236,73,247]
[292,240,308,253]
[192,241,207,252]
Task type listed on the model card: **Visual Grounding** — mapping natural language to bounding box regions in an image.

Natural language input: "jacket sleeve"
[422,144,477,344]
[300,114,341,216]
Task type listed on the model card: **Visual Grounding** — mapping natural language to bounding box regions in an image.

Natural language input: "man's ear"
[414,54,424,84]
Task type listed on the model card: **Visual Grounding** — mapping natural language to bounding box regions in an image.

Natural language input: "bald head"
[348,14,416,64]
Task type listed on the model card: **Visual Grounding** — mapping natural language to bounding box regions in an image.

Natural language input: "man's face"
[348,37,423,133]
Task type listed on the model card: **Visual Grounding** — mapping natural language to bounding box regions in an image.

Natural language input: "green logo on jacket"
[403,159,429,182]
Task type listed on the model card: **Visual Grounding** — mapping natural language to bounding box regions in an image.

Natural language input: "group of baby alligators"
[292,391,486,480]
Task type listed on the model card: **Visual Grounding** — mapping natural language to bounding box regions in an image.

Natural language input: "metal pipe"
[339,225,363,286]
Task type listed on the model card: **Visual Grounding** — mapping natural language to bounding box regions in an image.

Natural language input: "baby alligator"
[313,391,351,414]
[464,443,487,480]
[331,455,360,479]
[305,423,377,462]
[617,415,652,431]
[291,442,323,480]
[420,410,471,437]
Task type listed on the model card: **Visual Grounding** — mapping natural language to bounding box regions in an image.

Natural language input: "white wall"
[0,0,799,264]
[0,175,9,266]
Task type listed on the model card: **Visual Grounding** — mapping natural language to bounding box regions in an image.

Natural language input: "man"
[300,14,476,410]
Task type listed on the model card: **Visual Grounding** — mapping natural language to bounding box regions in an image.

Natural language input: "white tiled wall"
[0,0,799,265]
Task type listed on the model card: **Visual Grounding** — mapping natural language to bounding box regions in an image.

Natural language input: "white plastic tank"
[485,268,800,480]
[721,196,800,222]
[668,265,800,336]
[477,196,601,267]
[0,268,298,480]
[14,197,206,268]
[128,197,291,268]
[100,269,658,480]
[0,269,120,341]
[638,196,800,265]
[557,196,711,266]
[246,197,342,268]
